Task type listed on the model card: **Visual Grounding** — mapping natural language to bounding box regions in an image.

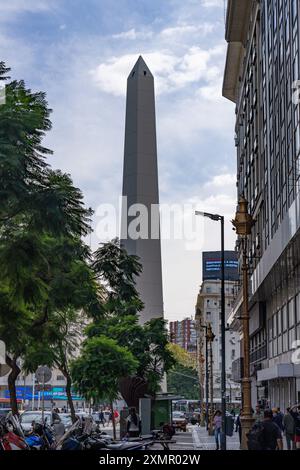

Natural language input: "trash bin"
[225,415,234,437]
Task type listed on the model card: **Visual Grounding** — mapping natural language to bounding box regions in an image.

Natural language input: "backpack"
[247,422,265,450]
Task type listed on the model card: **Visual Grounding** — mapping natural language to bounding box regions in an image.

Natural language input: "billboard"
[4,386,82,401]
[202,251,239,281]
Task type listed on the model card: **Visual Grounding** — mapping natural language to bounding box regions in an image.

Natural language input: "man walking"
[273,408,284,432]
[290,404,300,449]
[248,410,283,450]
[253,405,264,423]
[98,408,106,428]
[283,407,295,450]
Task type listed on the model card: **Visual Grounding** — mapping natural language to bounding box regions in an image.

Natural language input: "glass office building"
[224,0,300,409]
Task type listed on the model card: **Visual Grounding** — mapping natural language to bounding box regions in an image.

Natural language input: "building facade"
[0,367,84,410]
[196,251,241,402]
[224,0,300,410]
[169,317,197,355]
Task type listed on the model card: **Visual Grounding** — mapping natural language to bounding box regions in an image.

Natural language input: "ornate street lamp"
[206,322,215,436]
[232,195,255,450]
[195,211,227,449]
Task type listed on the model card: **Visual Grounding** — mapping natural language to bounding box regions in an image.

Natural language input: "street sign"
[35,366,52,384]
[35,384,52,392]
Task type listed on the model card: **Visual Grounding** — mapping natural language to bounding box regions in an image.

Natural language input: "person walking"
[235,409,242,445]
[283,407,296,450]
[126,407,142,438]
[213,410,222,450]
[98,408,106,428]
[253,405,264,423]
[273,407,284,432]
[52,416,65,441]
[290,404,300,450]
[248,409,283,450]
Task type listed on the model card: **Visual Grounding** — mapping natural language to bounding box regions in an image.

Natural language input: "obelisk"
[121,56,164,324]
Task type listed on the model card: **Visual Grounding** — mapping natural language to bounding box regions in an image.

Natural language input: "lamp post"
[195,211,226,449]
[198,322,210,430]
[232,195,255,450]
[195,309,206,426]
[207,322,215,435]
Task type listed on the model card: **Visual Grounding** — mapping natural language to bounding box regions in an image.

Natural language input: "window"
[278,310,282,335]
[273,313,278,337]
[282,304,288,331]
[288,299,295,328]
[296,295,300,323]
[268,317,273,339]
[283,331,288,352]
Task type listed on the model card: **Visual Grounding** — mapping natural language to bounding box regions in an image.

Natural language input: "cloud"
[0,0,236,322]
[91,44,226,96]
[160,22,215,37]
[201,0,223,8]
[0,0,54,21]
[111,28,153,40]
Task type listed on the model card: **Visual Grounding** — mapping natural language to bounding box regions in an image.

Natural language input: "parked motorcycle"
[25,421,54,450]
[55,416,154,451]
[0,413,29,451]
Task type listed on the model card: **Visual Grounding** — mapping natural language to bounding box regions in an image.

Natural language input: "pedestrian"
[126,407,142,438]
[235,409,242,445]
[98,408,106,427]
[248,409,283,450]
[289,404,300,450]
[213,410,222,450]
[52,416,65,441]
[253,405,264,423]
[272,407,284,432]
[283,407,296,450]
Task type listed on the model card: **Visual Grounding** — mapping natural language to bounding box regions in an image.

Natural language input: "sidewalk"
[190,425,240,450]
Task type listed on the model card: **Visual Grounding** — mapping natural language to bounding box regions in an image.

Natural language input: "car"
[0,408,12,417]
[172,411,188,432]
[20,411,56,433]
[59,413,73,431]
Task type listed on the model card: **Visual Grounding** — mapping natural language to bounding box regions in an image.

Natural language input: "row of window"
[268,294,300,358]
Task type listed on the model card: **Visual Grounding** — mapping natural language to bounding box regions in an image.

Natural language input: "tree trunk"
[110,399,117,440]
[65,371,76,423]
[6,354,20,416]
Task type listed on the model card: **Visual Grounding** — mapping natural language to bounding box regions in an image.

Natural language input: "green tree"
[0,63,96,413]
[71,336,138,438]
[89,239,175,397]
[167,364,199,400]
[167,344,199,400]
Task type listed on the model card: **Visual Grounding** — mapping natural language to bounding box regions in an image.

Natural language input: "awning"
[257,364,300,381]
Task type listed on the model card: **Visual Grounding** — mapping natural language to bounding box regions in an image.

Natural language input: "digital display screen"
[203,251,239,281]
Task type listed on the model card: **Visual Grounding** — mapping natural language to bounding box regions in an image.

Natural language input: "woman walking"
[213,410,222,450]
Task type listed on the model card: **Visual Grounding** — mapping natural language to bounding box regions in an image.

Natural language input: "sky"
[0,0,237,322]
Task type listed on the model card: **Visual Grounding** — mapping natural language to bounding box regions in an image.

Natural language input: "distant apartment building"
[223,0,300,409]
[195,251,241,401]
[169,317,197,355]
